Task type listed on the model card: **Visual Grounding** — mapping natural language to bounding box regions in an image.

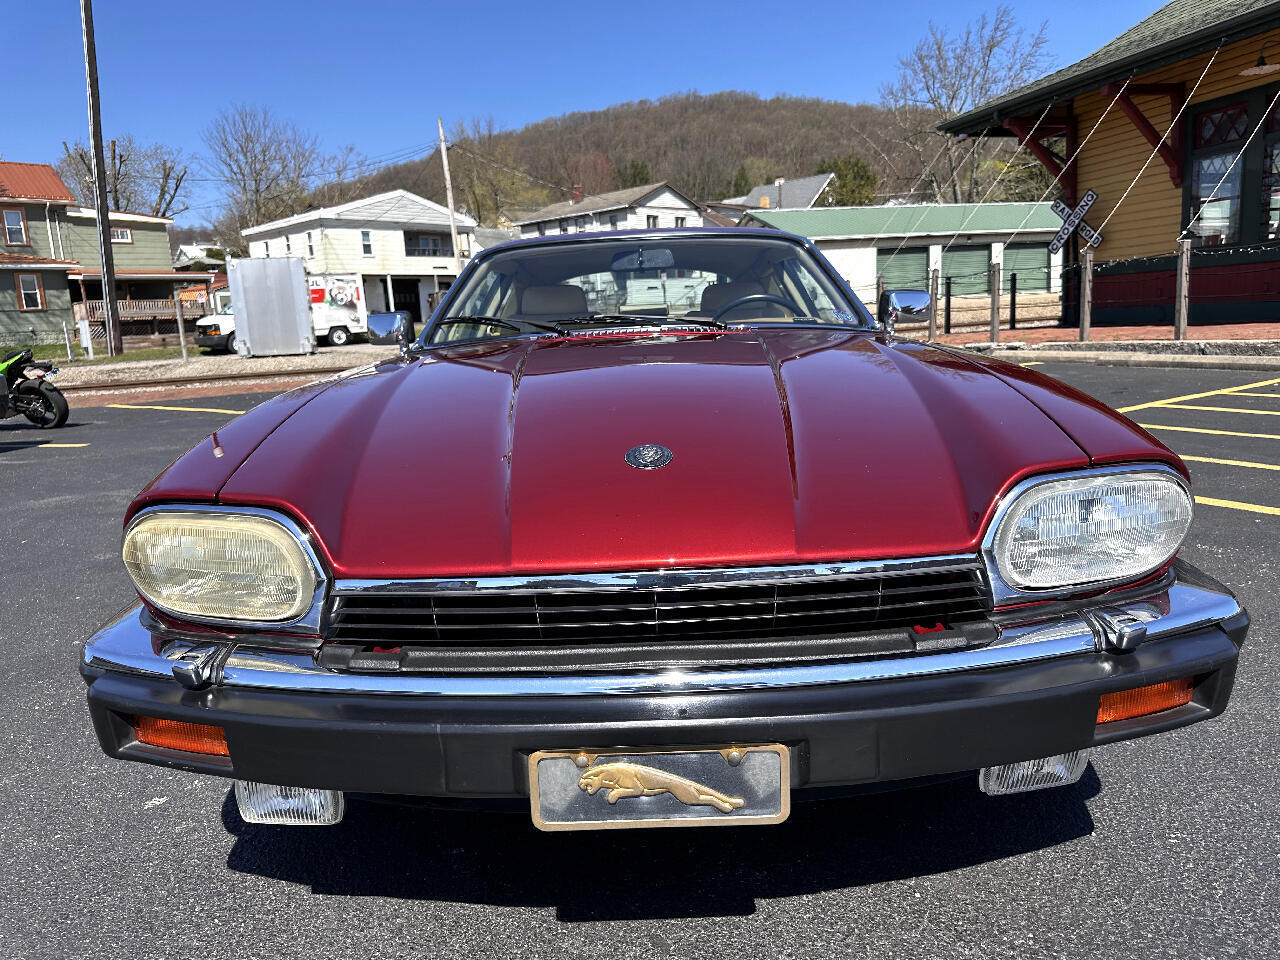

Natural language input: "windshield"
[423,235,870,345]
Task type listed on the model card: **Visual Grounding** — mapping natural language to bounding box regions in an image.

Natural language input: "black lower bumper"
[82,609,1247,799]
[194,333,230,350]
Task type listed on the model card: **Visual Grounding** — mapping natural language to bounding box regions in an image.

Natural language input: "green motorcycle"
[1,349,69,429]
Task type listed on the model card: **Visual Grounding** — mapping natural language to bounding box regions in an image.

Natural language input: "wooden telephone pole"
[438,118,463,278]
[79,0,123,356]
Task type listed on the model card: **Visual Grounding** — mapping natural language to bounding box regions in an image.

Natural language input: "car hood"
[157,329,1176,579]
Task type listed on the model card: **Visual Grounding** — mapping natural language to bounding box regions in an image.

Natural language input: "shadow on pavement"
[222,767,1099,921]
[0,419,89,452]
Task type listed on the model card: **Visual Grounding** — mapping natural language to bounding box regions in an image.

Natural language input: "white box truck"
[195,270,368,352]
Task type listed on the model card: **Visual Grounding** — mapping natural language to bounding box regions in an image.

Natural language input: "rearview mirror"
[368,311,412,354]
[610,247,676,272]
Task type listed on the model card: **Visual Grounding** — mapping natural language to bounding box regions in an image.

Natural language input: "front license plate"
[528,744,790,831]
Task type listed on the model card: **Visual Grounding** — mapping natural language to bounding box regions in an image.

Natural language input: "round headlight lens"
[992,471,1192,591]
[123,511,317,622]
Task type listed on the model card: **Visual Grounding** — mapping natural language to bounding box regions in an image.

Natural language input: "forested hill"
[358,92,916,225]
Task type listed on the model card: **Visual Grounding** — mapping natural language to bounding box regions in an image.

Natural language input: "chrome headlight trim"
[981,463,1192,606]
[123,504,328,633]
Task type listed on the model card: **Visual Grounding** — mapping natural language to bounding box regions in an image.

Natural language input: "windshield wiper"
[564,314,727,330]
[435,315,563,334]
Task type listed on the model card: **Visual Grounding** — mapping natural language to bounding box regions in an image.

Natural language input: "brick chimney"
[571,185,583,204]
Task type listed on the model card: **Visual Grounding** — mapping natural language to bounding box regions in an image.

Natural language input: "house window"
[537,223,546,236]
[675,216,686,228]
[404,232,451,257]
[3,208,28,245]
[306,231,315,256]
[559,220,568,234]
[646,215,658,228]
[609,215,618,230]
[16,273,44,311]
[1184,87,1280,248]
[285,234,292,254]
[361,230,373,255]
[109,227,132,243]
[576,218,586,233]
[1264,100,1280,240]
[263,240,270,257]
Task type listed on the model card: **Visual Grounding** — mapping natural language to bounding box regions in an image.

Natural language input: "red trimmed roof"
[0,252,76,267]
[0,163,75,204]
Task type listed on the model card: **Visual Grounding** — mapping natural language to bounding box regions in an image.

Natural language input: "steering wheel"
[711,293,805,324]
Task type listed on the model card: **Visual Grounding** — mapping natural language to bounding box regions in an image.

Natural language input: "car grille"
[321,559,993,674]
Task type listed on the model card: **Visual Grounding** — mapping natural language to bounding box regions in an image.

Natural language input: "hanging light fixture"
[1240,41,1280,76]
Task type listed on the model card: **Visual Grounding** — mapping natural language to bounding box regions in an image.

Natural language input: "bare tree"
[880,6,1052,203]
[58,135,190,217]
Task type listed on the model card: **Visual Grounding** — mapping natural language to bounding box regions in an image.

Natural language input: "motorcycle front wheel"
[15,379,69,429]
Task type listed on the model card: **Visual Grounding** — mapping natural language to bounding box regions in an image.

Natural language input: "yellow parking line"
[1139,423,1280,440]
[108,403,245,415]
[39,442,90,448]
[1181,454,1280,472]
[1116,376,1280,413]
[1161,403,1280,416]
[1227,391,1280,399]
[1020,361,1045,366]
[1195,496,1280,516]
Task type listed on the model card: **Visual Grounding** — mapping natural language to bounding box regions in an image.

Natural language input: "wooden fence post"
[928,267,940,341]
[989,262,1001,342]
[1174,238,1191,341]
[944,277,952,334]
[1079,248,1094,342]
[1009,273,1018,330]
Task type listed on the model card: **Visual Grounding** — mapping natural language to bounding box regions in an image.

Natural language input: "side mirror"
[878,289,931,335]
[368,311,412,355]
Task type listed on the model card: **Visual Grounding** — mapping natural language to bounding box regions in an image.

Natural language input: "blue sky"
[4,0,1164,224]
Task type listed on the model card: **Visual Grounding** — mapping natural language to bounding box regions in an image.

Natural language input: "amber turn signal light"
[134,716,229,756]
[1097,677,1194,724]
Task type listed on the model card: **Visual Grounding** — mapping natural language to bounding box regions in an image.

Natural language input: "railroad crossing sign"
[1049,189,1103,254]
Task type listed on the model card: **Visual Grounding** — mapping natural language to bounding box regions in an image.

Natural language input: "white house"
[241,190,478,323]
[513,182,703,239]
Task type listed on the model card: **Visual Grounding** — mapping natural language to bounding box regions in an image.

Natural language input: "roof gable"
[0,162,75,204]
[241,189,478,237]
[942,0,1280,134]
[513,182,698,225]
[723,173,835,209]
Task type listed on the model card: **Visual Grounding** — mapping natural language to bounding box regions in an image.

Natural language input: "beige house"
[242,190,478,323]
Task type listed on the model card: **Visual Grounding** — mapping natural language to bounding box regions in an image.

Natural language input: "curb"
[959,349,1280,371]
[57,364,360,395]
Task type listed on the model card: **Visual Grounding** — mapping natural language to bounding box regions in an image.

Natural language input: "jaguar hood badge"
[625,443,673,470]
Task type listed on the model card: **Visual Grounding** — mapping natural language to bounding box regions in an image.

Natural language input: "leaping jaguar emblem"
[578,762,746,814]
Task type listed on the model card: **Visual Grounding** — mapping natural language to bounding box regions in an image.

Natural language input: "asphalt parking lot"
[2,364,1277,960]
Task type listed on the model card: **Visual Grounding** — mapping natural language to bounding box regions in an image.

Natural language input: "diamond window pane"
[1195,104,1249,148]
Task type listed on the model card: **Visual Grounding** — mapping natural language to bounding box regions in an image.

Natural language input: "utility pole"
[80,0,123,356]
[438,118,462,278]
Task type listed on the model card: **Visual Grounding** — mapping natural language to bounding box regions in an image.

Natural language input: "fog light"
[1098,677,1194,724]
[234,780,344,825]
[978,750,1089,795]
[134,716,228,756]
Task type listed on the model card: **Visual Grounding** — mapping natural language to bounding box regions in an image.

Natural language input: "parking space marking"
[1116,376,1280,413]
[107,403,245,415]
[1020,362,1045,366]
[39,442,90,448]
[1226,391,1280,399]
[1138,423,1280,440]
[1181,454,1280,472]
[1161,403,1280,417]
[1195,496,1280,516]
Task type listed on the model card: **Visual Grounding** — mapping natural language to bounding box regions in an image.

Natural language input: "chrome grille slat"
[326,558,990,649]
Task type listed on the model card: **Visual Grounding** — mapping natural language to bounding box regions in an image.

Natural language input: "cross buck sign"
[1049,189,1103,254]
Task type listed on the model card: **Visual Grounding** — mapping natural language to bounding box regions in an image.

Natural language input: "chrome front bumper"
[83,560,1243,698]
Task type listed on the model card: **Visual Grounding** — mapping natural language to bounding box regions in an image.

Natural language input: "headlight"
[989,469,1192,593]
[123,510,319,622]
